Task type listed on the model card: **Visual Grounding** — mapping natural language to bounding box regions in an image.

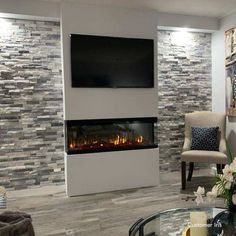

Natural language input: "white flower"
[230,157,236,173]
[212,185,219,196]
[194,193,204,205]
[223,164,234,182]
[196,186,205,195]
[225,181,232,190]
[194,186,205,205]
[206,185,218,202]
[232,193,236,205]
[230,161,236,173]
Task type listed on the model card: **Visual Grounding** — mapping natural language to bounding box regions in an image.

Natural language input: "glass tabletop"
[129,207,226,236]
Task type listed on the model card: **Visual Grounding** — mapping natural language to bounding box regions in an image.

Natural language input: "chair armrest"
[182,138,191,152]
[219,139,227,155]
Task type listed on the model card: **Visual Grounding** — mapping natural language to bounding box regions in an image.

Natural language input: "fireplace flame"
[114,135,120,145]
[136,135,143,143]
[68,134,145,151]
[69,143,75,149]
[112,135,128,145]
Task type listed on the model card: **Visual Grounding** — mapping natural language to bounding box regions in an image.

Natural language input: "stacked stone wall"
[0,19,63,189]
[157,31,212,172]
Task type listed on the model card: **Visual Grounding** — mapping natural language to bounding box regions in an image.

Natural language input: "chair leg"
[187,162,194,181]
[181,161,186,190]
[216,164,223,174]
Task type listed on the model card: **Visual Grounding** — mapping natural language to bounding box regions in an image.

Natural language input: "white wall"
[0,0,219,31]
[212,12,236,156]
[156,12,218,31]
[0,0,59,20]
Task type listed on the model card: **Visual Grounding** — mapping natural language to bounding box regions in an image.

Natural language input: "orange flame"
[136,136,143,143]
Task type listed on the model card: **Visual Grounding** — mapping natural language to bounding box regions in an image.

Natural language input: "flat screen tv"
[70,34,154,88]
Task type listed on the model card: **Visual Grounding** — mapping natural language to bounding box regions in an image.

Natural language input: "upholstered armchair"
[181,111,228,190]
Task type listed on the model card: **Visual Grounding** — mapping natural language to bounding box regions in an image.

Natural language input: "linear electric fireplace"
[65,117,157,154]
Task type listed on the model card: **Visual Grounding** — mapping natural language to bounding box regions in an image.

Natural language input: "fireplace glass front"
[65,117,157,154]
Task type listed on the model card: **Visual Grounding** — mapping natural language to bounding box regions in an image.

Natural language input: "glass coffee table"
[129,207,226,236]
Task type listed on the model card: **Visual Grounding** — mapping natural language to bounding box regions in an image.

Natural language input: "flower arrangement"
[195,153,236,211]
[195,163,235,204]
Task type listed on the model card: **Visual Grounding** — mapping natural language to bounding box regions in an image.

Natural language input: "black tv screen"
[70,34,154,88]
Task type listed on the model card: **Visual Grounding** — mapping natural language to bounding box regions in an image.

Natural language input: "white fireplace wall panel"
[63,89,157,120]
[61,2,159,195]
[66,148,159,196]
[61,2,158,121]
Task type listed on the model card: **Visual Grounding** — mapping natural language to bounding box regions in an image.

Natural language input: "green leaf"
[226,140,234,163]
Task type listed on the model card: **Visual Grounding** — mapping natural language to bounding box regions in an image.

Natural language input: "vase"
[227,191,236,213]
[212,210,236,236]
[228,202,236,213]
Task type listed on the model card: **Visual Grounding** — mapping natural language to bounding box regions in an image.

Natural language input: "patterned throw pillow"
[191,127,219,151]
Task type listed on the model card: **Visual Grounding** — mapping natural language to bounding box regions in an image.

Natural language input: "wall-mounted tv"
[70,34,154,88]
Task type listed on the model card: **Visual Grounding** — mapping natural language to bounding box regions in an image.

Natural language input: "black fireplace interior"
[65,117,157,154]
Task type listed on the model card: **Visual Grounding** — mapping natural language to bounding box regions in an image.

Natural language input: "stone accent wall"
[158,30,212,172]
[0,18,64,189]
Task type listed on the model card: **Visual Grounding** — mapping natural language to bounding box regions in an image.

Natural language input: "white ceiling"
[46,0,236,18]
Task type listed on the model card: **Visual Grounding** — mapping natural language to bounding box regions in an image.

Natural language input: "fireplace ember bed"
[65,117,157,154]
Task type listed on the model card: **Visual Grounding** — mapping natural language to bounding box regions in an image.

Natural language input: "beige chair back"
[183,111,226,153]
